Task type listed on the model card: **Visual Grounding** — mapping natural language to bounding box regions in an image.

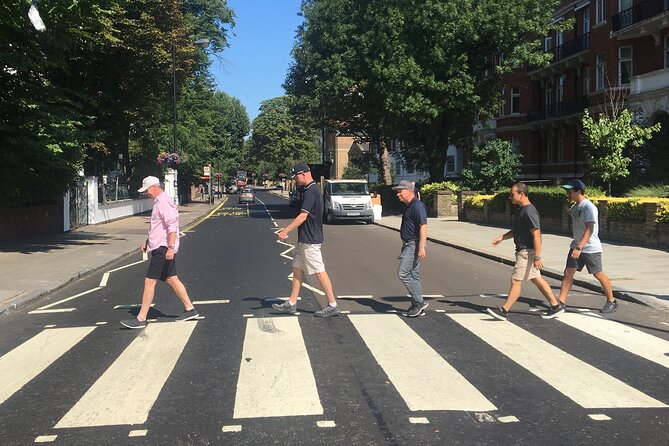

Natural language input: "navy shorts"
[146,246,177,281]
[565,249,603,275]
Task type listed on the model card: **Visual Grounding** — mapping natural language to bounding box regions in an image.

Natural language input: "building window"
[556,31,564,48]
[546,133,554,163]
[583,8,590,34]
[619,0,632,12]
[583,66,590,95]
[596,0,606,23]
[544,36,552,52]
[557,75,565,103]
[618,46,632,86]
[500,88,505,116]
[446,156,455,173]
[511,87,520,114]
[557,131,565,162]
[665,35,669,69]
[512,136,521,153]
[596,53,607,90]
[545,81,553,111]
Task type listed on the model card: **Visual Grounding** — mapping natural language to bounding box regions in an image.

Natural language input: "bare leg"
[501,279,523,312]
[288,267,304,305]
[314,271,337,305]
[165,275,195,310]
[137,278,158,321]
[593,271,615,302]
[558,267,577,305]
[531,277,559,306]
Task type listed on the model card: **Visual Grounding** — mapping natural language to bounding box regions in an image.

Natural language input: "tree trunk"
[424,117,448,182]
[379,138,393,185]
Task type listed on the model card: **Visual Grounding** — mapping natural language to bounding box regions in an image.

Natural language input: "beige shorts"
[512,249,541,281]
[292,242,326,275]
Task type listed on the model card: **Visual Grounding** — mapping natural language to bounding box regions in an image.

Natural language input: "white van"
[323,179,374,224]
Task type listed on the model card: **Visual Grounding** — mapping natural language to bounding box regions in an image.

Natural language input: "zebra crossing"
[1,308,668,442]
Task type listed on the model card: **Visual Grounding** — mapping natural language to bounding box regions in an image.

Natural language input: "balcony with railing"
[528,33,590,78]
[612,0,669,41]
[527,96,590,122]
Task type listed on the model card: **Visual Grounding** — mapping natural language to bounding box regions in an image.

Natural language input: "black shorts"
[146,246,177,281]
[565,249,603,275]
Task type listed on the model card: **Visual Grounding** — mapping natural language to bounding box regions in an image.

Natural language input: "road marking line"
[409,417,430,424]
[341,310,351,314]
[0,327,96,405]
[128,429,148,437]
[184,198,228,232]
[36,287,102,310]
[529,308,540,312]
[576,308,592,312]
[113,303,155,310]
[386,309,397,313]
[588,414,612,421]
[556,312,669,369]
[317,420,336,428]
[192,300,229,305]
[44,325,57,328]
[99,272,110,287]
[348,314,497,411]
[448,313,667,408]
[479,294,508,298]
[29,308,76,314]
[107,259,147,274]
[54,322,197,427]
[660,322,669,327]
[233,317,323,418]
[497,415,520,423]
[243,314,254,318]
[95,321,107,325]
[263,297,302,301]
[34,435,57,443]
[434,309,446,313]
[338,295,374,299]
[407,294,444,298]
[222,425,242,433]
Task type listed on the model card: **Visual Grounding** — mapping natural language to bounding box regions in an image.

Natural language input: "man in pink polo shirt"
[121,176,198,329]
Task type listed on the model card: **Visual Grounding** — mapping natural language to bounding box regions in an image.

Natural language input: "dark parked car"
[288,190,301,207]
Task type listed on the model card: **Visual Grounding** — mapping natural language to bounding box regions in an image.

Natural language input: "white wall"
[83,176,153,225]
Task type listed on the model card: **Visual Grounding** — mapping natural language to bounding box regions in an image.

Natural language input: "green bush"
[488,192,509,213]
[625,183,669,198]
[657,201,669,223]
[600,199,646,221]
[420,181,460,203]
[464,194,494,209]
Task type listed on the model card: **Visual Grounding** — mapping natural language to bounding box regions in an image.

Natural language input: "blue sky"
[212,0,304,123]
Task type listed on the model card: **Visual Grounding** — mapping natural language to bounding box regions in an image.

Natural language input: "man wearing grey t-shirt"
[558,179,617,313]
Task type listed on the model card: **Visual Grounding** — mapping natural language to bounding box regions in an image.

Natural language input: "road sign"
[203,166,211,176]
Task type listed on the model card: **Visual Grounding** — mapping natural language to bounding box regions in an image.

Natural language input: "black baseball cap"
[562,178,586,192]
[290,163,310,178]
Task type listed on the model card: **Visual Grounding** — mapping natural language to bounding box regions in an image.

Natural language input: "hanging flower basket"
[157,151,181,167]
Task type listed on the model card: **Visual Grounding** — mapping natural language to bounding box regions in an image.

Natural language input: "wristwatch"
[168,244,176,249]
[535,256,542,260]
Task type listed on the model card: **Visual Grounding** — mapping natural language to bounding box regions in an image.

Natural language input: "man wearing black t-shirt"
[273,163,340,317]
[487,182,563,321]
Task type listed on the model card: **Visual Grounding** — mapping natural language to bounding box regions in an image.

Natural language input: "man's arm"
[571,222,594,258]
[531,227,544,269]
[277,212,308,240]
[417,224,427,259]
[493,230,513,246]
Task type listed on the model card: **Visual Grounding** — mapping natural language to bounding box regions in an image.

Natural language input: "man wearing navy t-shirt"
[393,180,429,317]
[273,163,340,317]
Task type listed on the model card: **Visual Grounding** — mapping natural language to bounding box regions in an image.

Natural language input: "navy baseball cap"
[562,178,586,192]
[290,163,310,178]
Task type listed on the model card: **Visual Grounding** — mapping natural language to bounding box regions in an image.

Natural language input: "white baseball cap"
[138,176,160,192]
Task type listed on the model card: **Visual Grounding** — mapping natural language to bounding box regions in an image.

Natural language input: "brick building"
[490,0,669,181]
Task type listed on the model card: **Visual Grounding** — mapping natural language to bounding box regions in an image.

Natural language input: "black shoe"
[175,308,199,322]
[121,318,147,329]
[407,301,429,318]
[486,306,509,321]
[541,302,566,319]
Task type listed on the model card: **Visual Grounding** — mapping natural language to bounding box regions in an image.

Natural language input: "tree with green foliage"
[286,0,561,182]
[249,96,320,178]
[460,139,521,193]
[582,108,660,195]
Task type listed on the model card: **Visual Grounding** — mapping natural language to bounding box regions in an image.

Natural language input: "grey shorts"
[292,242,326,275]
[565,249,603,274]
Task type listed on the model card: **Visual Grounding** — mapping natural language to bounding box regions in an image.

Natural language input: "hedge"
[657,201,669,223]
[420,181,460,203]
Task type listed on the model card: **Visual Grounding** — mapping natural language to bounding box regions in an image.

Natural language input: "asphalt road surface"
[1,190,668,445]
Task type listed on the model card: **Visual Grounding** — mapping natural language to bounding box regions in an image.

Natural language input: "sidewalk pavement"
[0,199,221,316]
[375,215,669,311]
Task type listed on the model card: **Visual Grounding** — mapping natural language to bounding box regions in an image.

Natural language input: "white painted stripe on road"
[233,317,323,419]
[28,308,76,314]
[95,321,107,325]
[37,287,102,310]
[497,415,520,423]
[588,413,611,421]
[192,300,229,305]
[407,294,444,298]
[128,429,148,437]
[409,417,430,424]
[317,420,336,428]
[107,259,146,274]
[99,273,110,287]
[243,314,254,318]
[448,313,667,408]
[222,425,242,432]
[55,322,197,427]
[0,326,96,405]
[113,303,155,310]
[34,435,57,443]
[556,312,669,369]
[338,295,373,299]
[44,325,57,328]
[348,314,496,412]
